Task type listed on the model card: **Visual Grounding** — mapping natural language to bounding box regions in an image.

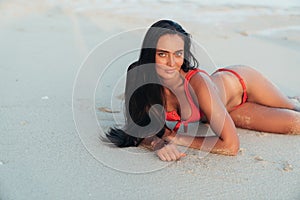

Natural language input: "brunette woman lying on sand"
[105,20,300,161]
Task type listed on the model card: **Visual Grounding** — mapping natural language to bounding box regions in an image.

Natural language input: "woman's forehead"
[156,34,184,52]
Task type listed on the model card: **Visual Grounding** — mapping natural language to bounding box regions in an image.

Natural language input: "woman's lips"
[165,69,176,74]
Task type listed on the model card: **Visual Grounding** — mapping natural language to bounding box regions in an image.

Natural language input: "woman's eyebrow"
[156,49,169,53]
[156,49,184,53]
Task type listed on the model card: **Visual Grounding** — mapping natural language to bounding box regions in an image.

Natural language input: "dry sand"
[0,1,300,199]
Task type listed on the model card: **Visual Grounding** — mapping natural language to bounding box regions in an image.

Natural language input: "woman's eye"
[175,51,183,57]
[158,52,166,57]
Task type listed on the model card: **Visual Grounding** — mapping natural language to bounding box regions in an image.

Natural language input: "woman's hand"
[156,143,186,162]
[140,133,186,161]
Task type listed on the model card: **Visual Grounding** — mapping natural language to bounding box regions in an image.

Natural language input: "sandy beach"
[1,0,300,199]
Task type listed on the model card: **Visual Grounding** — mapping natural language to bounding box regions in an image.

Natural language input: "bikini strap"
[215,68,248,107]
[185,68,209,81]
[184,69,209,100]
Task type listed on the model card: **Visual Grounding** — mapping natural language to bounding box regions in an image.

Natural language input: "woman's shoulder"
[187,68,212,89]
[186,68,209,81]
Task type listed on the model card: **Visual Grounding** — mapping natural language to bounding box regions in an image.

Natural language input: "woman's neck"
[162,75,184,91]
[161,70,186,91]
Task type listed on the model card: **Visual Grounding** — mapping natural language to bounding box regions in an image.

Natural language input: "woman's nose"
[167,54,175,67]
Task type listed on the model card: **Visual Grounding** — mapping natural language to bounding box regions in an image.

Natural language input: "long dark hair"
[105,19,199,147]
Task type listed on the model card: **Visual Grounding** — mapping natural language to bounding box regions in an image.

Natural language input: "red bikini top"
[165,69,209,132]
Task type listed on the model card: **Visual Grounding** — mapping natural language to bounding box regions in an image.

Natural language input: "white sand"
[1,1,300,199]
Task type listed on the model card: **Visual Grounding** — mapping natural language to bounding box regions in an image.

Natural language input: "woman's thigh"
[229,102,300,134]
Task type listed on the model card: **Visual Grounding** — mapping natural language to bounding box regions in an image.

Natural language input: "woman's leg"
[229,102,300,134]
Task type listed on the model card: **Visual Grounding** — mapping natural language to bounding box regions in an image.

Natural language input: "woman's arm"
[165,73,240,156]
[164,116,239,155]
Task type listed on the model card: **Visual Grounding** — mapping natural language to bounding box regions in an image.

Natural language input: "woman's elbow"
[228,142,240,156]
[211,138,240,156]
[218,132,240,156]
[225,137,240,156]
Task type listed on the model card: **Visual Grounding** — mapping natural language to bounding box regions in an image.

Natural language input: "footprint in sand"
[254,155,264,161]
[98,107,120,113]
[115,93,125,100]
[283,162,293,172]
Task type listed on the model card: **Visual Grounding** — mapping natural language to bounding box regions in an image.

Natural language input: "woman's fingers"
[168,144,181,160]
[156,143,186,161]
[156,150,167,161]
[157,149,172,161]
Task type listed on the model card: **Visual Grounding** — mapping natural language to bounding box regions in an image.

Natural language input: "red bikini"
[214,68,248,110]
[165,68,248,132]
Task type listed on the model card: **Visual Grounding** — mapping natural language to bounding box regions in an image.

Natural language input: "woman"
[106,19,300,161]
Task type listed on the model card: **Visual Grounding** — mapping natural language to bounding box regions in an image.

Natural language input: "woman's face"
[155,34,184,80]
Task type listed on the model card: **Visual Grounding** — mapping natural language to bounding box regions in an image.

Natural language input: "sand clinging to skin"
[289,114,300,135]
